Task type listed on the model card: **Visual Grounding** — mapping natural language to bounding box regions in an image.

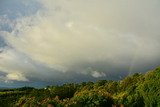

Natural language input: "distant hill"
[0,67,160,107]
[0,87,11,89]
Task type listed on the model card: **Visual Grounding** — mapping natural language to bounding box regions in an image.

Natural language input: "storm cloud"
[0,0,160,87]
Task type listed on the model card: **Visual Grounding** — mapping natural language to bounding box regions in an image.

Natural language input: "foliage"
[0,67,160,107]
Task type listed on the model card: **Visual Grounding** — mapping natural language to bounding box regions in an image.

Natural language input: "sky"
[0,0,160,87]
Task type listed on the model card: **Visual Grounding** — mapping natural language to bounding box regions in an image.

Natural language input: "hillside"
[0,67,160,107]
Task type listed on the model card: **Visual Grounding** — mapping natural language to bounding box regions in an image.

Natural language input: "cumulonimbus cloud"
[0,0,160,86]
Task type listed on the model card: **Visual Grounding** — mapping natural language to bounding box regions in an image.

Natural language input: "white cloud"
[4,0,160,68]
[6,72,28,82]
[91,71,106,78]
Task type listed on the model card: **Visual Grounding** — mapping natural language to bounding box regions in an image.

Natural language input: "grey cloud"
[0,0,160,87]
[0,36,7,48]
[0,0,41,20]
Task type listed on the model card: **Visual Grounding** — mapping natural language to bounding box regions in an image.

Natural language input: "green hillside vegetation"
[0,67,160,107]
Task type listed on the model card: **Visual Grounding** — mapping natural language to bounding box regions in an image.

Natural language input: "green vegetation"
[0,67,160,107]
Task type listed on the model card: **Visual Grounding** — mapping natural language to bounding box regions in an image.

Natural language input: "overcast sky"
[0,0,160,87]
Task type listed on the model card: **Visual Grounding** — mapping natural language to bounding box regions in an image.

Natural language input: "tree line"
[0,67,160,107]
